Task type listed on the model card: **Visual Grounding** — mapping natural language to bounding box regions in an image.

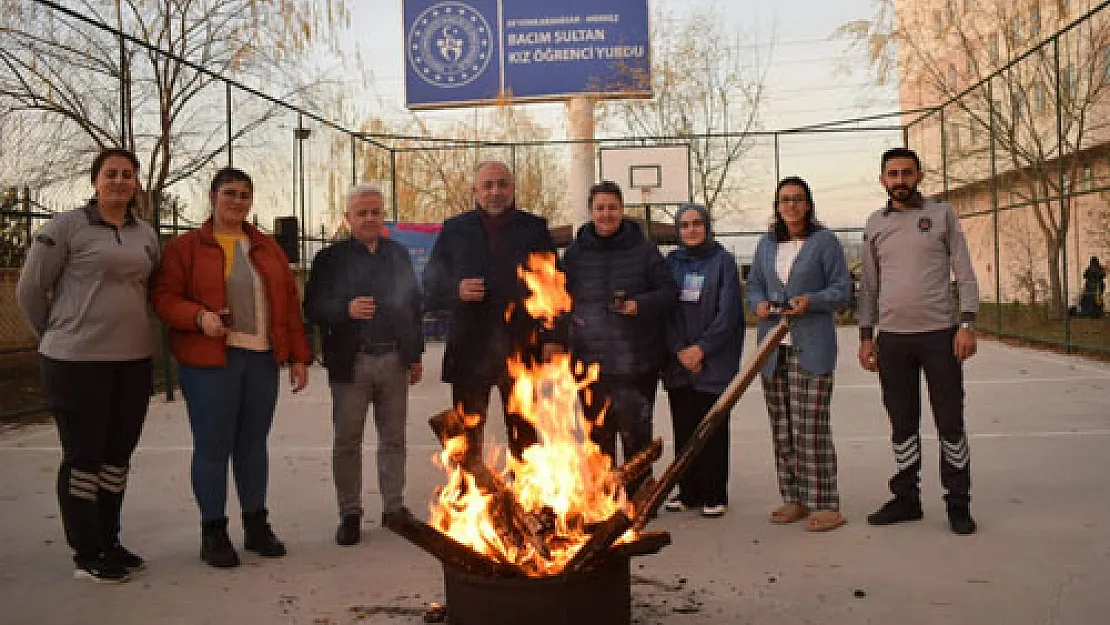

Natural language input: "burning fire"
[429,253,635,576]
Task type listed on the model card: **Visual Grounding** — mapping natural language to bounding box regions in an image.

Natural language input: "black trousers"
[452,376,538,460]
[581,373,658,496]
[877,328,971,505]
[667,387,729,507]
[40,357,153,560]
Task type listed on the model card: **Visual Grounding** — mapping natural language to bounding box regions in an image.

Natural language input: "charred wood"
[384,510,526,578]
[611,438,663,491]
[562,510,632,574]
[606,531,671,559]
[428,409,552,560]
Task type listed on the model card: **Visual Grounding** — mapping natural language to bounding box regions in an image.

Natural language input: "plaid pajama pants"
[761,345,839,511]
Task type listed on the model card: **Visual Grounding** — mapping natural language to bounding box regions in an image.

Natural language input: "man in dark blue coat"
[423,161,556,459]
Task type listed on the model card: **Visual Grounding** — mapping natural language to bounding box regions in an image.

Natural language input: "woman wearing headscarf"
[154,167,311,568]
[561,181,677,494]
[17,148,159,583]
[746,176,851,532]
[661,204,744,517]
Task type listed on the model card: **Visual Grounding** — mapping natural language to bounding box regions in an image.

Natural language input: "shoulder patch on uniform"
[35,233,56,246]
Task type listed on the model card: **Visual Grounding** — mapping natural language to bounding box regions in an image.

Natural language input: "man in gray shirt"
[858,147,980,535]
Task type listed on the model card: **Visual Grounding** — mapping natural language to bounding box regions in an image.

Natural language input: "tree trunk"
[1045,237,1065,318]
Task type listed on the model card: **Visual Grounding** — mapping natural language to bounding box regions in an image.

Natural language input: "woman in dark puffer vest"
[562,181,677,493]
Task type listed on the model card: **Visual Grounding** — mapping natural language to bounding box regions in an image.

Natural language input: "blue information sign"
[403,0,650,109]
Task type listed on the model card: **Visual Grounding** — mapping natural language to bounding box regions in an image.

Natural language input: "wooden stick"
[428,409,552,560]
[606,530,671,559]
[384,511,525,578]
[630,319,790,531]
[611,438,663,490]
[562,510,632,574]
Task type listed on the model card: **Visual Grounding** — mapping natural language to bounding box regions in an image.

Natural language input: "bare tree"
[349,106,569,226]
[598,7,769,216]
[0,0,351,218]
[837,0,1110,315]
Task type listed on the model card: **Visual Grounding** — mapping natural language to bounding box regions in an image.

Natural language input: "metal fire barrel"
[442,556,631,625]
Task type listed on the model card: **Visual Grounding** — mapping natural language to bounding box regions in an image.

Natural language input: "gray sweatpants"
[329,353,408,518]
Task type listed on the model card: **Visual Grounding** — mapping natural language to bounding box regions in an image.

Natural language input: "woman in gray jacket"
[747,176,851,532]
[16,148,159,582]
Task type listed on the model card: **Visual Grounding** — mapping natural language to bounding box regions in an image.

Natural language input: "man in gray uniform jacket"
[858,147,980,535]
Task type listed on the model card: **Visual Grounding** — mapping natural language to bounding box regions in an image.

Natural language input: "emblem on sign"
[918,217,932,232]
[407,1,493,89]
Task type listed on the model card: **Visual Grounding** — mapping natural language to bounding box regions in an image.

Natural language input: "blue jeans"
[178,348,279,522]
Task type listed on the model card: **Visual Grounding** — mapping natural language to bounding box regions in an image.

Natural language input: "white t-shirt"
[775,239,805,345]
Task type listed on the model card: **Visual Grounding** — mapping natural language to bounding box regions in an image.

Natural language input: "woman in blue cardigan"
[747,176,851,532]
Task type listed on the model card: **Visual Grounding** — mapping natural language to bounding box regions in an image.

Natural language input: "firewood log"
[384,510,526,577]
[428,409,552,560]
[610,438,662,491]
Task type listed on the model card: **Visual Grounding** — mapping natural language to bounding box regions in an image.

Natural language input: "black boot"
[243,509,286,557]
[200,518,240,568]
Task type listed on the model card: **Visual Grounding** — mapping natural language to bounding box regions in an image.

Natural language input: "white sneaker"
[701,504,727,518]
[663,496,686,512]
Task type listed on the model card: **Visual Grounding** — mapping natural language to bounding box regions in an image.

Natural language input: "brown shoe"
[806,510,846,532]
[769,502,808,524]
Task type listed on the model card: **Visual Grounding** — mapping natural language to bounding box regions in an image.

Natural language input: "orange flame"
[518,252,571,329]
[428,253,633,576]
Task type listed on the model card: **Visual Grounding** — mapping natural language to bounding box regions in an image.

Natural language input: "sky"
[321,0,900,245]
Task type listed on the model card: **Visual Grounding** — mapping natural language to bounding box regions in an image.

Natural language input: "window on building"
[988,34,1000,64]
[949,63,959,89]
[1013,91,1027,118]
[950,123,961,153]
[964,0,974,11]
[934,10,945,36]
[1064,64,1078,100]
[1104,48,1110,81]
[1030,5,1041,38]
[1012,15,1026,45]
[1034,83,1048,114]
[1083,165,1093,191]
[1058,0,1071,16]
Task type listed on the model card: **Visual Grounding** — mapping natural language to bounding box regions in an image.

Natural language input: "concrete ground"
[2,327,1109,625]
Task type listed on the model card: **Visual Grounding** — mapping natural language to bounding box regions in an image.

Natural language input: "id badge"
[681,273,704,303]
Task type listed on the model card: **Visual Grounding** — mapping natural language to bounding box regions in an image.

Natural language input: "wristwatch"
[959,321,974,331]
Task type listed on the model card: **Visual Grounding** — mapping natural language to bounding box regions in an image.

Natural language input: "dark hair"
[588,180,623,207]
[90,148,140,184]
[210,167,253,193]
[771,176,822,242]
[881,147,922,171]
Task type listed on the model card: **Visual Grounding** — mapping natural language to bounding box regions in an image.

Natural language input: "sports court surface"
[1,327,1108,624]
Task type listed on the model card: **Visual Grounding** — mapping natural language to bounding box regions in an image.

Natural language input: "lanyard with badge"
[680,272,704,303]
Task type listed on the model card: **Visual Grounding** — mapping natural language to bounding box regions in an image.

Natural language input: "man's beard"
[887,185,914,201]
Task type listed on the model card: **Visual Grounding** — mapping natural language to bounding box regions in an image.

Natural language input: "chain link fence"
[906,0,1110,355]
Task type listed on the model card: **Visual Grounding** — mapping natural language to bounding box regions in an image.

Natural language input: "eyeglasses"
[219,189,252,201]
[777,196,808,206]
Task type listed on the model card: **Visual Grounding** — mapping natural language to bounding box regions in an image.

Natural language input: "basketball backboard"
[598,145,691,205]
